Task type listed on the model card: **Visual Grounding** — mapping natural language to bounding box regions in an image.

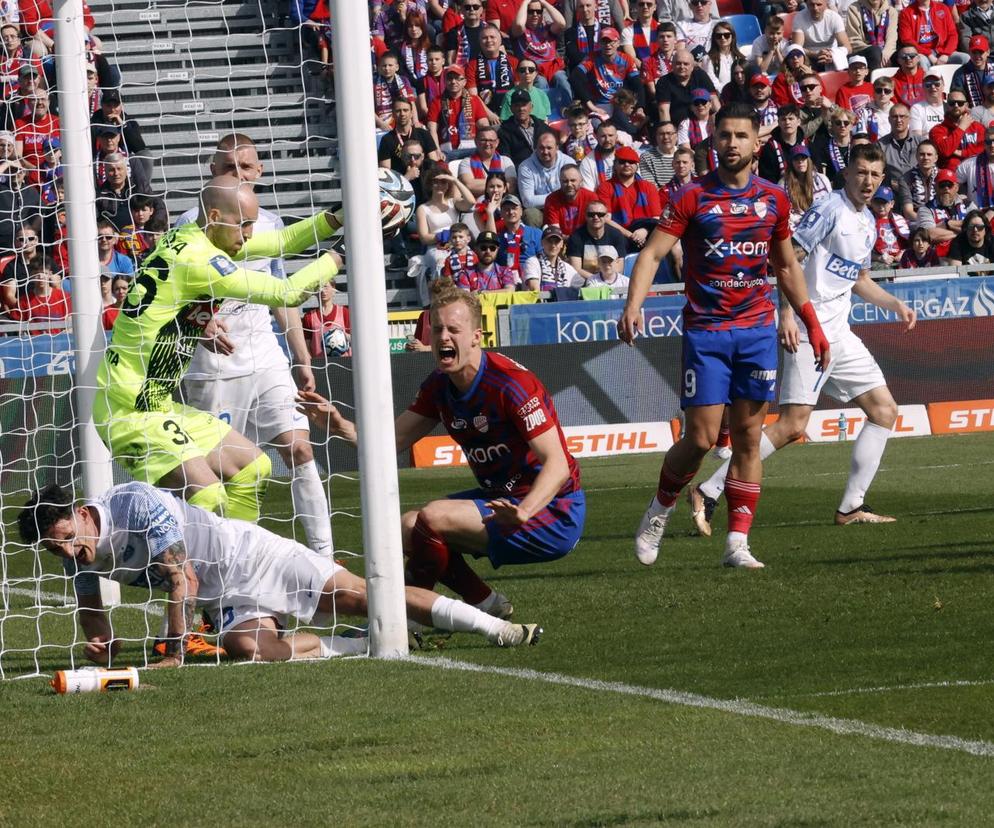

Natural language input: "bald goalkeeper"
[95,176,344,520]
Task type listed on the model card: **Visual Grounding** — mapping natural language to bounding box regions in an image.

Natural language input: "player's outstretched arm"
[197,251,343,309]
[485,429,570,528]
[148,541,201,669]
[77,593,120,666]
[617,228,679,345]
[853,270,917,332]
[770,236,831,370]
[238,210,343,260]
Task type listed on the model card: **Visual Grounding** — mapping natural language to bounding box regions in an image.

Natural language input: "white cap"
[848,55,868,67]
[597,245,619,260]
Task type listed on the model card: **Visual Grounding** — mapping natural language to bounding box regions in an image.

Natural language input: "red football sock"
[725,477,761,535]
[715,424,731,449]
[439,552,492,605]
[656,461,696,508]
[407,514,449,590]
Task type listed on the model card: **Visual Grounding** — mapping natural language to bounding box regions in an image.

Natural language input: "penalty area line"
[412,656,994,758]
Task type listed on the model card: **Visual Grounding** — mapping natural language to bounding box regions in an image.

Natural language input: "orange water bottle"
[51,667,140,694]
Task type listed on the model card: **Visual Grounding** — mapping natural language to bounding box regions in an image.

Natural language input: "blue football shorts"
[681,324,778,408]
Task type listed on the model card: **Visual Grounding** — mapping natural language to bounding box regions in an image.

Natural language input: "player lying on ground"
[297,280,585,620]
[618,101,831,570]
[688,147,917,534]
[17,483,542,668]
[95,175,342,525]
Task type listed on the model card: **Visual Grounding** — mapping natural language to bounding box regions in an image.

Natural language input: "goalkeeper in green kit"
[96,175,343,521]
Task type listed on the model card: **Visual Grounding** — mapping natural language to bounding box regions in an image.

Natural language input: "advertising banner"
[804,405,931,442]
[927,399,994,434]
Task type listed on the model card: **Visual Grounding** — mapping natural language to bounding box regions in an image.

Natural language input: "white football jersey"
[792,189,873,342]
[177,205,291,380]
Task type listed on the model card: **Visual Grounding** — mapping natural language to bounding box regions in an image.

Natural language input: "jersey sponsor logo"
[927,399,994,434]
[750,369,777,381]
[450,417,467,430]
[708,204,723,215]
[209,255,237,276]
[473,414,489,433]
[516,396,541,417]
[465,443,512,464]
[825,254,861,281]
[523,408,547,431]
[730,202,748,215]
[799,209,821,230]
[704,239,769,259]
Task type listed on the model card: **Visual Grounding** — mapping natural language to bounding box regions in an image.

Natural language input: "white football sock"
[318,635,369,658]
[430,595,501,639]
[700,432,777,501]
[838,421,892,514]
[291,460,334,555]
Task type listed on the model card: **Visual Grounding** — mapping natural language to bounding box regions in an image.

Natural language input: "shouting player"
[95,176,341,522]
[298,280,584,619]
[618,102,830,570]
[18,482,541,666]
[689,147,917,532]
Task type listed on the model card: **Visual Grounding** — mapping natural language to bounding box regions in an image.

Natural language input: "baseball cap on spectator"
[970,35,990,52]
[542,224,565,240]
[101,88,122,105]
[599,27,620,41]
[86,62,98,74]
[690,88,710,103]
[750,73,771,88]
[872,185,895,202]
[94,123,121,136]
[43,136,61,153]
[614,146,640,162]
[597,245,620,260]
[444,64,465,77]
[474,230,501,249]
[848,55,867,68]
[784,44,805,60]
[0,131,15,144]
[19,65,40,76]
[509,89,531,105]
[790,144,811,159]
[925,70,943,81]
[500,194,522,207]
[935,168,957,184]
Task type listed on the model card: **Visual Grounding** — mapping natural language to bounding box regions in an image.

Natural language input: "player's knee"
[222,633,259,661]
[400,510,419,550]
[187,482,228,515]
[278,438,315,467]
[319,571,367,616]
[869,399,898,429]
[417,500,453,534]
[224,453,273,521]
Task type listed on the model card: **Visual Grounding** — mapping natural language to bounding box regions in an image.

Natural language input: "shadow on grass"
[813,542,994,566]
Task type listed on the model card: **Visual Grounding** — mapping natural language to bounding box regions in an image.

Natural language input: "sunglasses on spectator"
[714,31,732,39]
[97,234,116,240]
[476,244,499,251]
[968,223,986,231]
[405,152,424,159]
[948,99,968,106]
[616,159,637,164]
[899,52,918,59]
[986,138,994,144]
[924,79,942,87]
[691,1,708,6]
[832,119,852,127]
[518,66,537,73]
[874,86,893,94]
[462,3,482,9]
[587,211,607,218]
[528,6,543,12]
[937,181,956,187]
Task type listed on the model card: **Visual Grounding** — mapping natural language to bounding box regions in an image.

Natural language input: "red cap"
[935,168,957,184]
[444,64,465,77]
[614,146,640,163]
[750,73,772,87]
[600,27,620,41]
[970,35,990,52]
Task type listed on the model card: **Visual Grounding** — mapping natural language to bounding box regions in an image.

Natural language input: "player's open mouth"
[438,346,457,363]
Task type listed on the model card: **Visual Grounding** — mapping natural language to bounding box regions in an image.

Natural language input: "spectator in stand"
[544,163,598,236]
[467,170,509,235]
[523,224,582,290]
[899,138,940,219]
[397,10,432,83]
[845,0,897,71]
[378,97,441,170]
[945,208,994,264]
[96,218,134,281]
[791,0,853,71]
[797,72,834,138]
[516,130,571,221]
[116,193,159,261]
[621,0,662,72]
[579,119,619,189]
[910,71,947,136]
[0,23,40,111]
[498,59,552,122]
[566,199,628,281]
[445,0,487,67]
[0,220,40,309]
[415,46,447,121]
[676,88,714,147]
[561,0,628,28]
[4,253,68,331]
[497,193,543,272]
[952,35,994,107]
[971,76,994,126]
[90,88,151,187]
[597,145,660,250]
[900,225,940,267]
[870,185,910,267]
[898,0,968,70]
[639,21,678,98]
[485,0,527,38]
[372,0,429,50]
[466,24,518,123]
[511,1,570,100]
[749,73,779,135]
[572,27,642,120]
[608,88,647,141]
[456,230,518,292]
[752,15,788,77]
[720,59,751,106]
[811,106,856,182]
[302,280,351,360]
[677,0,716,54]
[780,144,832,231]
[497,89,555,166]
[836,56,874,119]
[439,221,479,282]
[561,106,597,162]
[415,167,476,302]
[655,49,717,128]
[95,152,141,231]
[564,0,610,70]
[426,64,489,160]
[639,120,677,187]
[960,0,994,55]
[881,103,922,181]
[659,145,694,205]
[860,76,895,140]
[956,126,994,211]
[771,44,814,108]
[759,104,805,184]
[930,90,986,168]
[915,167,972,258]
[13,88,58,186]
[587,246,630,289]
[101,274,130,332]
[893,45,926,107]
[93,124,150,194]
[0,157,36,253]
[457,125,516,198]
[373,52,418,133]
[704,21,744,90]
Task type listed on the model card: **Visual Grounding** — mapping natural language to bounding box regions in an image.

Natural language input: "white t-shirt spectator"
[794,8,845,50]
[909,102,944,136]
[587,271,631,289]
[678,19,715,53]
[749,34,784,72]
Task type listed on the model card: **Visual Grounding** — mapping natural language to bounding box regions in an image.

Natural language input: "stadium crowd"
[294,0,994,303]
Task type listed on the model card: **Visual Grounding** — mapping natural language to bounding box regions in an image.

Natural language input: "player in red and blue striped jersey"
[298,281,584,621]
[618,102,831,570]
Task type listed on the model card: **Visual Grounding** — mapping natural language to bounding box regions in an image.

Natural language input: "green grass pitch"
[2,433,994,825]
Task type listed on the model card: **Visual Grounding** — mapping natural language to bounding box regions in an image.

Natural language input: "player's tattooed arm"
[153,541,200,665]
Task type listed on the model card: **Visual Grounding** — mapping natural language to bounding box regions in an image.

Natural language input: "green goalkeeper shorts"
[94,396,232,485]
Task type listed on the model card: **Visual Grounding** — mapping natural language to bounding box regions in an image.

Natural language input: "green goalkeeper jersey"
[99,212,337,413]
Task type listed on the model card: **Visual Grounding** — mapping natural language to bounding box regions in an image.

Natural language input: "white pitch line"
[4,586,163,615]
[413,656,994,758]
[800,679,994,698]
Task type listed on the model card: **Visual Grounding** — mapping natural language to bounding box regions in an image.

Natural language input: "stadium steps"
[89,0,419,307]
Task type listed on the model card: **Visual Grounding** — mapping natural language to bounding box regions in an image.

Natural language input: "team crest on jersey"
[799,209,821,230]
[209,255,237,276]
[661,203,674,221]
[730,202,748,215]
[754,201,768,219]
[473,415,489,433]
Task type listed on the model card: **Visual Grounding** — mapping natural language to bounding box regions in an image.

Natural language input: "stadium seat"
[871,67,898,82]
[819,70,850,101]
[726,15,762,46]
[778,11,797,38]
[717,0,745,15]
[448,158,462,177]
